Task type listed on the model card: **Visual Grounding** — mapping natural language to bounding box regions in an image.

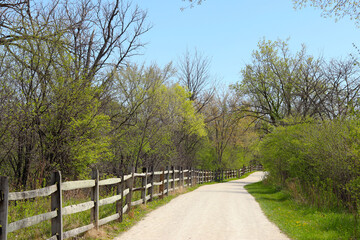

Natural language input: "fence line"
[0,165,262,240]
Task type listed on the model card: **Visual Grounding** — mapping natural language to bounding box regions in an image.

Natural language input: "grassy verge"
[245,181,360,240]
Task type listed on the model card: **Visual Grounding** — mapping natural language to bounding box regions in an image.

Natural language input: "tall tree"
[177,48,215,112]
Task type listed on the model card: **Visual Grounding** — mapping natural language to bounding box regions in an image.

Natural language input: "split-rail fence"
[0,165,261,240]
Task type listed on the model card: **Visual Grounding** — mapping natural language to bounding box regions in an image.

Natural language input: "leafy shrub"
[259,118,360,212]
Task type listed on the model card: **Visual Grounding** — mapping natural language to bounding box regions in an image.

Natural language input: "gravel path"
[114,172,289,240]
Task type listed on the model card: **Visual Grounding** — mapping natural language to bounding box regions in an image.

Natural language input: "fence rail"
[0,165,262,240]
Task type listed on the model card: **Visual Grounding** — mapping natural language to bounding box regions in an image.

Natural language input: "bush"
[259,118,360,211]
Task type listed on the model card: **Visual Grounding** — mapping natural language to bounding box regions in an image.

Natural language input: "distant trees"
[232,39,360,127]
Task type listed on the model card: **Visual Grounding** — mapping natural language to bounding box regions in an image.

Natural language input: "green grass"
[245,181,360,240]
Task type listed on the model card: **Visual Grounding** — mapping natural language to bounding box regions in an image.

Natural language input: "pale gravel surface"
[114,172,289,240]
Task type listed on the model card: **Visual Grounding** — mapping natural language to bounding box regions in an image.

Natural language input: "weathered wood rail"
[0,165,262,240]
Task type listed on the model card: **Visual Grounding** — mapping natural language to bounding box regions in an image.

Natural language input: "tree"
[177,48,215,112]
[232,38,360,127]
[106,63,206,174]
[293,0,360,25]
[204,91,243,169]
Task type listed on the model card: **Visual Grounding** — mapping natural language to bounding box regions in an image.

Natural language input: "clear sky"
[131,0,360,86]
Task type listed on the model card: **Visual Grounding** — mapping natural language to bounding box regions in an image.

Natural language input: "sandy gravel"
[114,172,289,240]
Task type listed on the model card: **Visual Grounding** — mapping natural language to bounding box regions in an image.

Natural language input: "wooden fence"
[0,165,262,240]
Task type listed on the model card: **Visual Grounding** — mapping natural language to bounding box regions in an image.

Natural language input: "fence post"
[165,166,170,196]
[91,169,99,229]
[181,167,184,188]
[142,167,148,205]
[117,171,124,222]
[177,167,181,189]
[190,167,193,186]
[160,167,164,199]
[149,166,154,202]
[0,176,9,240]
[51,171,63,240]
[171,166,175,192]
[126,167,135,213]
[197,169,200,184]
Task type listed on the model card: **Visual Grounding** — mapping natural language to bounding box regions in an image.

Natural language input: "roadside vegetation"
[245,181,360,240]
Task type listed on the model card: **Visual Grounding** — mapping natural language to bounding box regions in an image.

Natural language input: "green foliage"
[259,117,360,214]
[109,64,207,169]
[246,181,360,240]
[69,111,113,179]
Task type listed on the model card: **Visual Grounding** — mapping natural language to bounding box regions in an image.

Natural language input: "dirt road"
[115,172,289,240]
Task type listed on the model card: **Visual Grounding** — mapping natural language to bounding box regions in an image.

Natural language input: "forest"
[1,0,360,216]
[0,0,258,191]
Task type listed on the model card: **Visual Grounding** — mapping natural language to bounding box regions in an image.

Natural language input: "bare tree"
[177,48,215,112]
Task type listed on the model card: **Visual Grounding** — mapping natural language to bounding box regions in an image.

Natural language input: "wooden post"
[141,167,148,205]
[165,166,170,196]
[190,168,193,186]
[180,167,184,188]
[159,167,164,199]
[126,167,135,213]
[91,169,99,229]
[197,170,200,184]
[0,176,9,240]
[171,166,175,192]
[117,171,124,222]
[51,171,63,240]
[149,167,154,202]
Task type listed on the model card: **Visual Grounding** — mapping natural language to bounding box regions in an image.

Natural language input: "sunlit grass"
[245,181,360,240]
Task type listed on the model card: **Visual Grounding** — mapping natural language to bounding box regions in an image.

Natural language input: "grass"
[6,172,256,239]
[245,181,360,240]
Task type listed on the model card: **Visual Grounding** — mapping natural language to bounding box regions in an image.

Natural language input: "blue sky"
[131,0,360,86]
